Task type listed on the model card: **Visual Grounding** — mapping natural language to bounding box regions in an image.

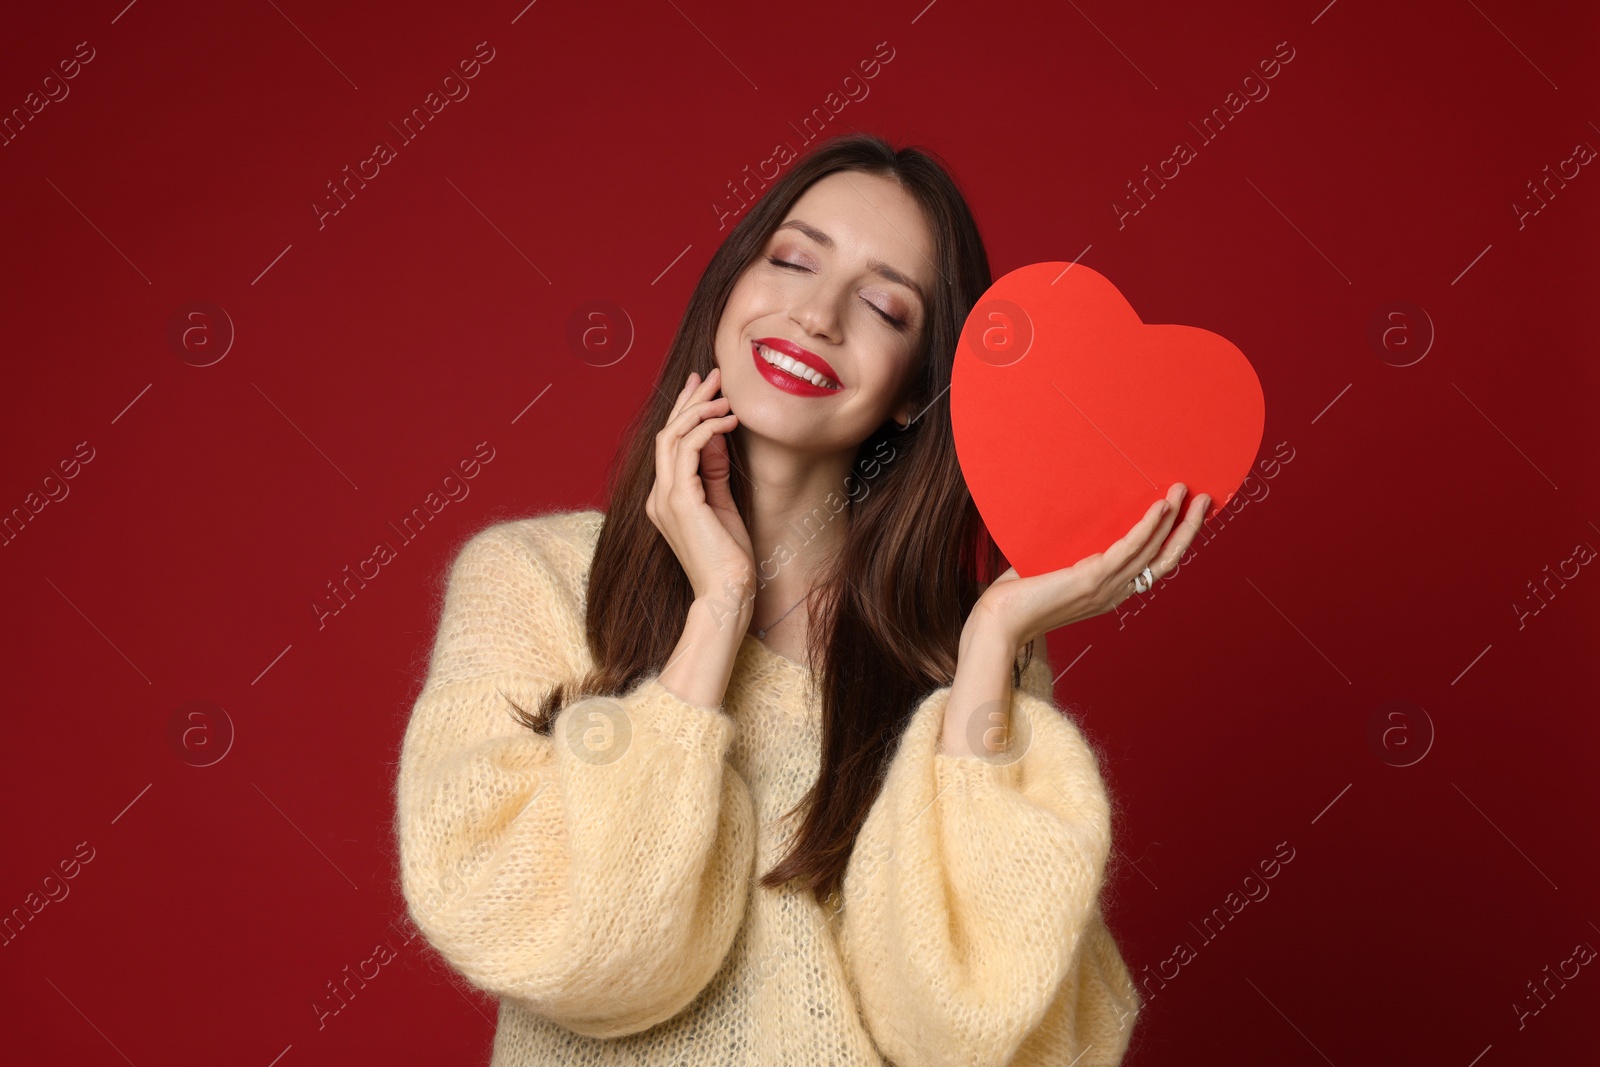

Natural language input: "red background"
[3,0,1596,1063]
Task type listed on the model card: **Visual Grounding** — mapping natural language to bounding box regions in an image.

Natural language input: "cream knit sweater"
[394,508,1141,1066]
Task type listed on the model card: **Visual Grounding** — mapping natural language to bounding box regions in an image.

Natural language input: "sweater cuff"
[631,675,738,760]
[921,684,1030,790]
[934,746,1022,792]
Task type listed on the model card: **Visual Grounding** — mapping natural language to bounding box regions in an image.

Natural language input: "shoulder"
[419,510,605,687]
[448,507,606,607]
[478,507,604,565]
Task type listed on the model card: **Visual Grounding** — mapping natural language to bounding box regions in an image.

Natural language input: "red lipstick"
[750,338,841,397]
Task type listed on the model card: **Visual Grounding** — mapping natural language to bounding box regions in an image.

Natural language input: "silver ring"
[1132,566,1155,594]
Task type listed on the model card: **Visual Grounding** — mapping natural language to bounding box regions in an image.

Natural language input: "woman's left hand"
[968,482,1213,651]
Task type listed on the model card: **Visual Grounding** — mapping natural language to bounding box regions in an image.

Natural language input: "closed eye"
[766,256,907,329]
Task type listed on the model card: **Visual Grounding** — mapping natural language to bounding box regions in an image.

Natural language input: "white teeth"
[756,343,839,389]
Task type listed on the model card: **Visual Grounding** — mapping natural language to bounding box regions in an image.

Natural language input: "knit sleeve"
[836,647,1141,1067]
[394,520,758,1040]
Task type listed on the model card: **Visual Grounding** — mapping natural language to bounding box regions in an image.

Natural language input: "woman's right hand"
[645,366,757,609]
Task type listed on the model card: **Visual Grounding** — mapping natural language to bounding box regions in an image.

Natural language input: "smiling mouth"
[752,341,841,390]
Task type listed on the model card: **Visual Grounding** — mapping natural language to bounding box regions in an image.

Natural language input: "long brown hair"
[508,132,1033,904]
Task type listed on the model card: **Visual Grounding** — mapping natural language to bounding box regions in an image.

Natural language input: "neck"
[736,431,855,627]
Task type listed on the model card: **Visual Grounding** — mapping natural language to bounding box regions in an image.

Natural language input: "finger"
[701,430,735,508]
[670,367,717,421]
[1115,540,1171,599]
[1117,486,1201,592]
[676,414,738,495]
[665,396,733,442]
[658,394,726,491]
[669,367,726,429]
[1105,497,1172,576]
[1108,485,1182,588]
[667,371,701,424]
[675,412,736,479]
[1149,483,1208,558]
[691,365,722,405]
[655,388,696,500]
[1133,485,1186,565]
[1147,492,1211,572]
[654,428,676,505]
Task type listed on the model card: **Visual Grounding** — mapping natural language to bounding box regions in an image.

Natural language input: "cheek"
[879,345,918,394]
[719,278,764,338]
[856,352,910,409]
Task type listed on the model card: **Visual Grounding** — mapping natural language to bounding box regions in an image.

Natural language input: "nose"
[789,282,843,344]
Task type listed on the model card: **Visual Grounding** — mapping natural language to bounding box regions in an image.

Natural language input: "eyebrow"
[773,219,927,308]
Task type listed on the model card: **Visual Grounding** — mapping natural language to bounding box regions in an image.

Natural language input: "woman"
[394,132,1209,1066]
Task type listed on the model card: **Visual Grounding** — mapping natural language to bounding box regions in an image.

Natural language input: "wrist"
[961,599,1019,660]
[695,571,756,630]
[692,589,754,639]
[941,620,1020,759]
[957,622,1019,678]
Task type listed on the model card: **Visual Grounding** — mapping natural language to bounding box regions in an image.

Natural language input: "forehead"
[776,172,936,295]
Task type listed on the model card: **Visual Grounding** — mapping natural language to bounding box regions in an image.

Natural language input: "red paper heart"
[952,262,1265,579]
